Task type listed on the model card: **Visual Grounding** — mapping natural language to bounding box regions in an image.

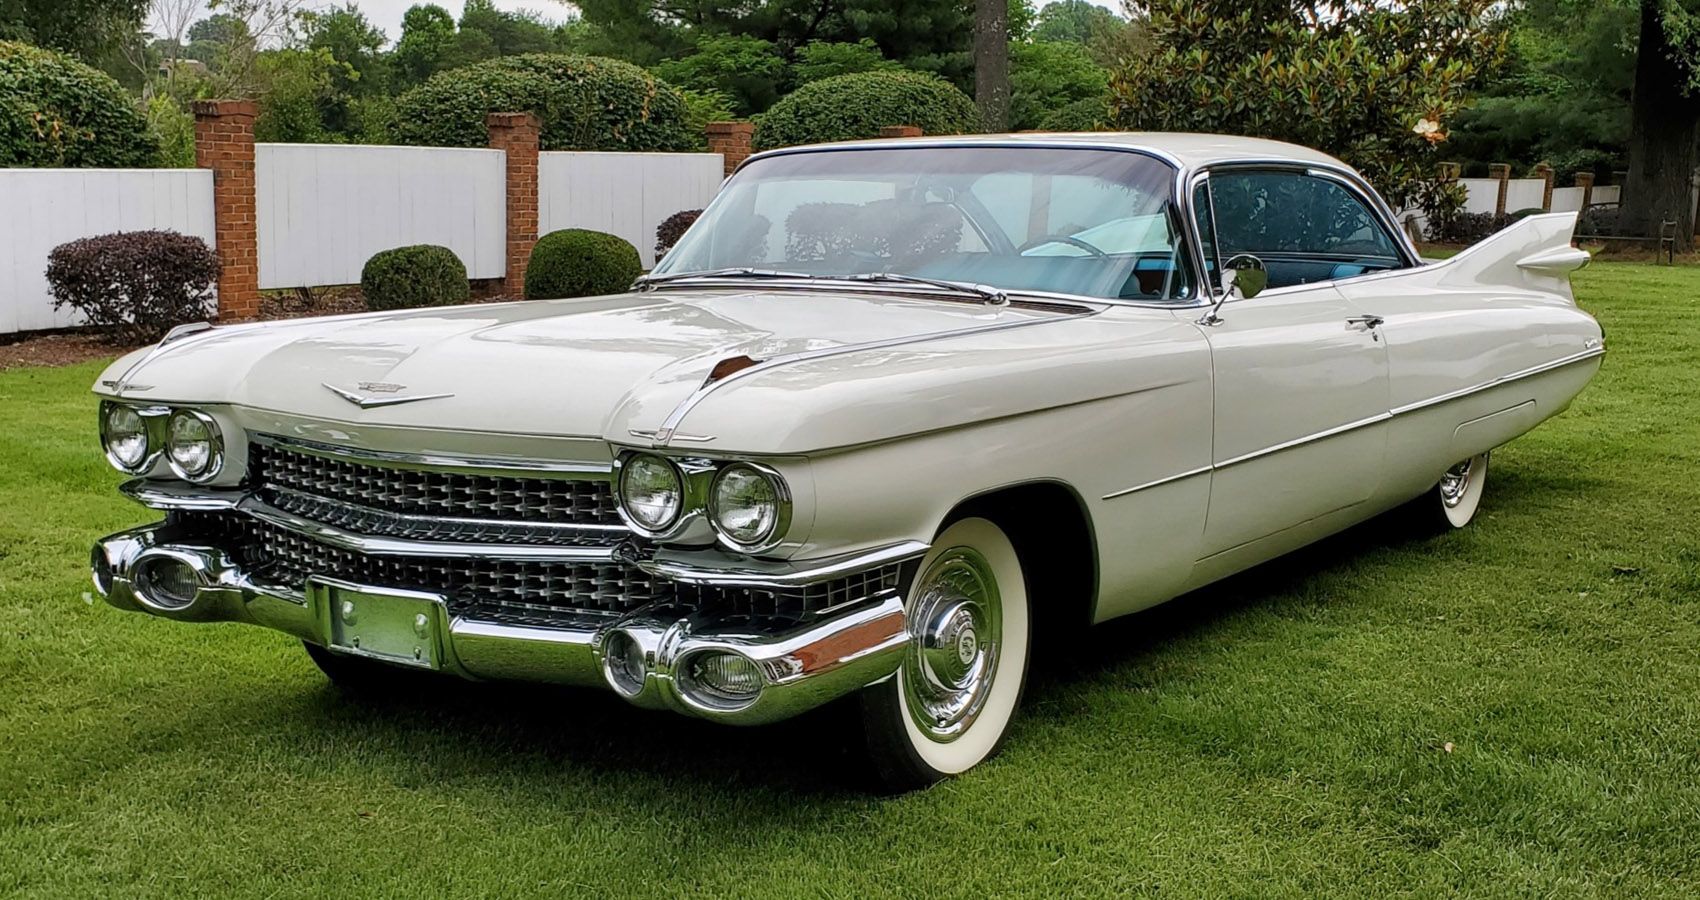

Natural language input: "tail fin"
[1429,212,1588,300]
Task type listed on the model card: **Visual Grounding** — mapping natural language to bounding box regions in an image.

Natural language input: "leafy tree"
[460,0,557,57]
[299,4,389,99]
[654,34,789,116]
[1446,0,1634,176]
[1031,0,1140,67]
[793,39,898,83]
[0,40,159,166]
[1110,0,1507,209]
[753,69,982,149]
[1009,40,1108,131]
[1616,0,1700,245]
[394,4,457,85]
[0,0,147,62]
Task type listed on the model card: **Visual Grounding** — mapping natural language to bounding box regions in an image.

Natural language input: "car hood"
[96,288,1072,446]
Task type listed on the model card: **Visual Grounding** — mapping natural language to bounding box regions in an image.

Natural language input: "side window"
[1206,169,1404,289]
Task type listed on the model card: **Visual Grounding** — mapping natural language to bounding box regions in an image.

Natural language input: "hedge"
[46,231,217,343]
[0,41,158,167]
[655,209,702,259]
[392,54,695,152]
[525,229,641,300]
[360,245,471,311]
[1038,96,1111,132]
[752,71,982,151]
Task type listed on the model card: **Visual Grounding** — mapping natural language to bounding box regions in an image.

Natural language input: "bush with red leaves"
[655,209,703,259]
[46,230,219,344]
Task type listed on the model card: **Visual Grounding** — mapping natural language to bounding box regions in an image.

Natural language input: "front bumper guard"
[92,522,917,725]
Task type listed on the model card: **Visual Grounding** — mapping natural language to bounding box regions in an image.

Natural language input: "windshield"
[654,146,1195,302]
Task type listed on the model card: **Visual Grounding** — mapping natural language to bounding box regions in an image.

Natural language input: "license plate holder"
[310,579,447,670]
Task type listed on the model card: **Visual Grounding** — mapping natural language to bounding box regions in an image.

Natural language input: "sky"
[155,0,1121,45]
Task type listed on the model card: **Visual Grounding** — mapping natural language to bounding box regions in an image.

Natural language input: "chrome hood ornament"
[322,382,455,409]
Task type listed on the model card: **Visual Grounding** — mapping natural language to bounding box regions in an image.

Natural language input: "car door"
[1192,166,1404,558]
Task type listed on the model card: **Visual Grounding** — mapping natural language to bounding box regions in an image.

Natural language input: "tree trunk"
[1621,0,1699,249]
[974,0,1009,132]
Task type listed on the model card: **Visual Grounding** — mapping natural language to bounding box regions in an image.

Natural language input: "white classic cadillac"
[90,134,1602,789]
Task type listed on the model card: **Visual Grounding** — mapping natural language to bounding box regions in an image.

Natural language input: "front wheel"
[857,517,1031,792]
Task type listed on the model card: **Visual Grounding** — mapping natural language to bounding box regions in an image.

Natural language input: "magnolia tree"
[1108,0,1506,212]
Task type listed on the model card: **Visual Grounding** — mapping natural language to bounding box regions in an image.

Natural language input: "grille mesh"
[251,440,621,527]
[177,512,904,626]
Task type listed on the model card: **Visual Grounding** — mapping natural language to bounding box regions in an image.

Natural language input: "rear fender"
[1428,212,1588,301]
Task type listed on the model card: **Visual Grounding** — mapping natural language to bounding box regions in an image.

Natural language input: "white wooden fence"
[255,143,508,288]
[539,152,724,268]
[0,169,215,333]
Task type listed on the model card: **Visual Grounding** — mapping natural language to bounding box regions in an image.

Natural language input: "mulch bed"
[3,280,519,372]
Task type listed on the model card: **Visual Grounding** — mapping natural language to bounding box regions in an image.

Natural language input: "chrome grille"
[176,512,905,626]
[250,440,622,527]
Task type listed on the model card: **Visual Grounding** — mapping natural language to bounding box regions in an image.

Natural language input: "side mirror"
[1198,253,1267,326]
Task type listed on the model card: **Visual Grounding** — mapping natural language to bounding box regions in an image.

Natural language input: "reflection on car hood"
[96,288,1068,442]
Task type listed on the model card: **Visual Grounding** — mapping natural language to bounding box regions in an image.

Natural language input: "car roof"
[763,132,1348,172]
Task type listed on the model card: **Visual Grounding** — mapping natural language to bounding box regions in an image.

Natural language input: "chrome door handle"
[1345,315,1384,329]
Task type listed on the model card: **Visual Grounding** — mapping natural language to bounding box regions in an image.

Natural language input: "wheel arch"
[940,479,1099,647]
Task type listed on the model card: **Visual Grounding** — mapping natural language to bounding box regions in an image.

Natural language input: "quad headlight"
[709,462,789,550]
[165,409,223,481]
[617,453,684,532]
[100,401,153,473]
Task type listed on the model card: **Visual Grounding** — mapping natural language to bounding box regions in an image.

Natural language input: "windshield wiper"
[840,272,1009,306]
[634,267,816,291]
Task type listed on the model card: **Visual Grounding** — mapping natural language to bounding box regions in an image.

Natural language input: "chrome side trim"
[253,433,613,480]
[1388,346,1606,417]
[1100,465,1212,501]
[1100,347,1605,501]
[647,309,1101,447]
[1214,411,1393,470]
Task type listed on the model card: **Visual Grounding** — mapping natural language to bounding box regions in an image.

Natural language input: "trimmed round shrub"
[393,54,695,152]
[753,71,983,151]
[0,40,159,167]
[525,229,642,300]
[46,231,217,343]
[655,209,702,258]
[360,245,471,311]
[1038,96,1111,132]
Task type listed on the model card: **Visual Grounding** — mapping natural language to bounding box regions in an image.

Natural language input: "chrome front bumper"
[92,521,918,725]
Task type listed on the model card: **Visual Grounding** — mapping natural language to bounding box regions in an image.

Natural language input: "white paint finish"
[94,152,1604,642]
[539,151,723,268]
[255,143,505,289]
[0,169,214,333]
[1592,185,1621,205]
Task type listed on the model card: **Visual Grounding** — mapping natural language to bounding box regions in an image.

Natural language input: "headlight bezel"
[707,461,792,553]
[164,408,225,482]
[614,452,690,536]
[99,400,162,474]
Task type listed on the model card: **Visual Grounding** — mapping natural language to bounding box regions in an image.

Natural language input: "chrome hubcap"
[904,547,1001,743]
[1439,458,1475,508]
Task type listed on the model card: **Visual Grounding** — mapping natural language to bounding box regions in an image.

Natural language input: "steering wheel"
[1017,234,1109,259]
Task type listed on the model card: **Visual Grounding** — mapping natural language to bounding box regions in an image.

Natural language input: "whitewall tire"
[858,517,1031,791]
[1436,452,1490,528]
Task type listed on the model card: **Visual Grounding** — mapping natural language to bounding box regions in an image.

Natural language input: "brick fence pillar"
[705,122,754,178]
[879,125,923,138]
[487,112,540,296]
[192,99,259,321]
[1533,162,1555,211]
[1487,163,1511,216]
[1574,171,1596,210]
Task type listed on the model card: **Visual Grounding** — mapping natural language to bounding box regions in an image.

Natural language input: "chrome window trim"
[252,433,613,480]
[1099,346,1606,501]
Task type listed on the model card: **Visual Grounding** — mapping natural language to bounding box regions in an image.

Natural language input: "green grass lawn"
[2,262,1698,897]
